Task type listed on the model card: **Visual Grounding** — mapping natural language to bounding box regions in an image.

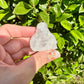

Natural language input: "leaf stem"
[31,1,43,22]
[47,0,52,12]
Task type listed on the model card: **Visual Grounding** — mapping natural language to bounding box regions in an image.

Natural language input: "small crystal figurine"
[30,22,57,51]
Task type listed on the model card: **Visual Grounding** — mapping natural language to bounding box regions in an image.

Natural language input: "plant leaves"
[39,11,49,24]
[61,20,72,31]
[63,67,71,74]
[0,9,9,20]
[80,43,84,51]
[50,4,61,17]
[70,30,84,41]
[13,1,32,15]
[79,15,84,26]
[30,0,39,6]
[51,0,60,3]
[79,3,84,13]
[53,4,61,17]
[30,81,33,84]
[23,55,31,60]
[56,68,62,74]
[39,3,48,11]
[70,34,79,45]
[0,0,84,83]
[62,0,69,6]
[68,4,79,11]
[57,37,65,50]
[53,33,60,40]
[46,80,52,84]
[7,15,16,20]
[78,54,84,63]
[57,13,73,22]
[48,23,54,28]
[0,0,8,9]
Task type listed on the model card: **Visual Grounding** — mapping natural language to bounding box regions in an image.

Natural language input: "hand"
[0,24,60,84]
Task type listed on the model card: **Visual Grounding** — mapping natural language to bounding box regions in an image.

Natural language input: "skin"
[0,24,60,84]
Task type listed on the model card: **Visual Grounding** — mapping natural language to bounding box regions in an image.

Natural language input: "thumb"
[19,50,60,73]
[31,50,60,72]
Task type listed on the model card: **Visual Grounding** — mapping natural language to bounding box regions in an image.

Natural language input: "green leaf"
[57,13,73,22]
[80,64,84,69]
[57,37,65,49]
[53,57,65,67]
[13,1,32,15]
[39,3,48,11]
[53,57,63,63]
[30,81,33,84]
[70,30,83,41]
[53,33,60,40]
[46,80,52,84]
[46,62,52,68]
[67,45,74,51]
[78,54,84,63]
[56,68,62,74]
[61,20,72,31]
[80,43,84,51]
[0,0,8,9]
[79,3,84,13]
[68,4,79,11]
[53,4,61,17]
[47,70,53,76]
[7,15,16,20]
[50,4,61,17]
[80,46,84,51]
[79,15,84,26]
[70,34,79,45]
[78,28,84,41]
[39,66,47,74]
[48,23,54,28]
[51,0,60,3]
[23,55,31,60]
[63,67,71,74]
[39,11,49,24]
[0,9,9,20]
[59,74,67,79]
[30,0,39,6]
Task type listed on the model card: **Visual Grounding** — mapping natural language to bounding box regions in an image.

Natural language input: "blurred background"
[0,0,84,84]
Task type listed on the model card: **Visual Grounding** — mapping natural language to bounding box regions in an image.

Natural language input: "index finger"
[0,24,36,45]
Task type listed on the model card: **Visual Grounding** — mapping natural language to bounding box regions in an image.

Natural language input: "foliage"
[0,0,84,84]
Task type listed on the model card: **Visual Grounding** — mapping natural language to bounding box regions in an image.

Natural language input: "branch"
[31,1,43,22]
[47,0,52,12]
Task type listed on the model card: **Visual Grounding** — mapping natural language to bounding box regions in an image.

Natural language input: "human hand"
[0,24,60,84]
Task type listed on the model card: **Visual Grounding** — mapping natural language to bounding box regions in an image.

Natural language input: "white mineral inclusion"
[30,22,57,51]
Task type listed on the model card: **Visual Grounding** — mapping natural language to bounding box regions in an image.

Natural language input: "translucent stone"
[30,22,57,51]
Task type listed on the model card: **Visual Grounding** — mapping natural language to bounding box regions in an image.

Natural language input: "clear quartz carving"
[30,22,57,51]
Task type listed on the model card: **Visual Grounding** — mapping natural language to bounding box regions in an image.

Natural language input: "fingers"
[4,38,30,54]
[1,24,36,37]
[0,24,36,45]
[0,45,15,65]
[17,50,60,73]
[0,45,6,61]
[11,47,34,61]
[31,50,60,72]
[34,50,60,72]
[3,53,15,65]
[0,28,10,45]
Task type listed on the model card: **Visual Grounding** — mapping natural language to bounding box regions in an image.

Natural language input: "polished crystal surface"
[30,22,57,51]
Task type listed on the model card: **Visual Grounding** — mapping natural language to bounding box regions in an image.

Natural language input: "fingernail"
[48,50,60,60]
